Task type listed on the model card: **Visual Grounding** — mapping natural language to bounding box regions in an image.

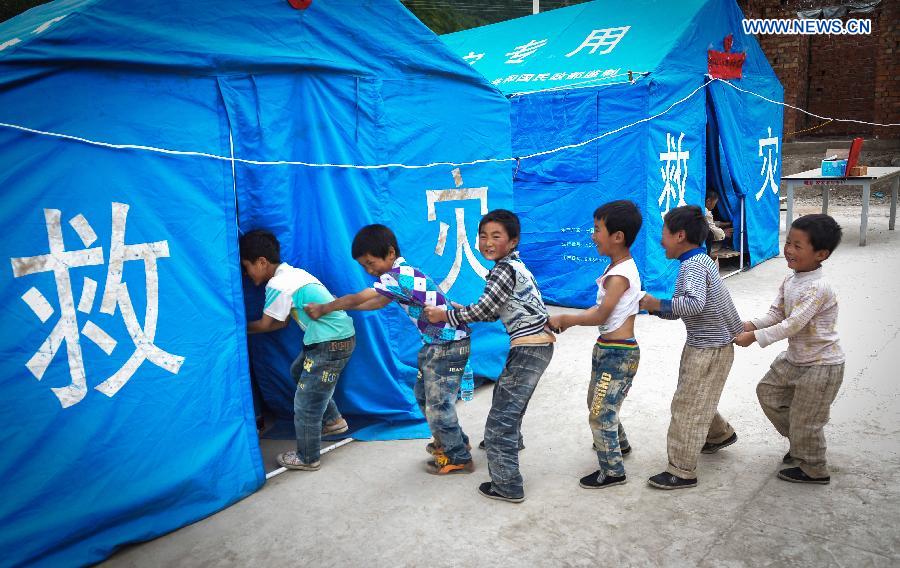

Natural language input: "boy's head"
[785,214,842,272]
[592,200,642,256]
[239,229,281,286]
[478,209,520,261]
[705,190,719,211]
[661,205,708,259]
[352,224,401,277]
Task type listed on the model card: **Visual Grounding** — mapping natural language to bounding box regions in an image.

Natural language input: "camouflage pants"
[757,352,844,478]
[588,340,640,478]
[666,344,736,480]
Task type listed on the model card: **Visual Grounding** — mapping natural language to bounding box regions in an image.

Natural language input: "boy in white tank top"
[549,201,643,489]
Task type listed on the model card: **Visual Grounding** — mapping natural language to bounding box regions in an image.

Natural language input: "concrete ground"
[106,204,900,568]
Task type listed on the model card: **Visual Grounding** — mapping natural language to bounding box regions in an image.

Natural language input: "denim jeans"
[291,336,355,463]
[414,337,472,463]
[588,341,640,478]
[485,343,554,498]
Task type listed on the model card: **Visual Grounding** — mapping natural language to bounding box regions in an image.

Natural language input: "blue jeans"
[485,344,554,498]
[588,341,640,478]
[291,336,355,463]
[414,338,472,463]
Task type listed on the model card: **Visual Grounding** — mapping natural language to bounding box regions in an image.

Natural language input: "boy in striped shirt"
[640,205,743,489]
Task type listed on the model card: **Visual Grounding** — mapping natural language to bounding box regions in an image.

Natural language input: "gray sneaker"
[277,451,321,471]
[322,417,348,436]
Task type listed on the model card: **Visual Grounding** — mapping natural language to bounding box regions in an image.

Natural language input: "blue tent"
[0,0,511,565]
[443,0,783,306]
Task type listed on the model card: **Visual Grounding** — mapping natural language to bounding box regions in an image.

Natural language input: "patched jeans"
[291,336,355,464]
[415,337,472,463]
[588,341,640,478]
[485,344,554,499]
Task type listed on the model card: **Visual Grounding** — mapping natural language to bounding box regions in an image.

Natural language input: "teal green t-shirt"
[263,263,354,345]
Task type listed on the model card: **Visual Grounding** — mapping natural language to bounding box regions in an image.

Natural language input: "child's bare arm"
[248,314,289,334]
[550,275,629,332]
[305,288,389,320]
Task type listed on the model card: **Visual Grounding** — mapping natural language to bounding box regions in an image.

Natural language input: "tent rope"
[0,77,896,171]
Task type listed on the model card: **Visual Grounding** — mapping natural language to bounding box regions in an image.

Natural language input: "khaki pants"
[666,344,736,479]
[756,352,844,478]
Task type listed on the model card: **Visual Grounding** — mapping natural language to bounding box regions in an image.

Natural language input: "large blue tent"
[0,0,511,565]
[443,0,783,306]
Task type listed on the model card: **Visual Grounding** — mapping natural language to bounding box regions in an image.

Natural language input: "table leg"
[822,184,829,215]
[786,181,794,233]
[890,178,898,231]
[860,181,870,246]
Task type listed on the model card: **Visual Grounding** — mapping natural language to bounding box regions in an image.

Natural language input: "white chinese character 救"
[10,202,185,408]
[658,132,690,218]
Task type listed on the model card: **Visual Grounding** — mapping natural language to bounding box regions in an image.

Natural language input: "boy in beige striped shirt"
[735,214,844,485]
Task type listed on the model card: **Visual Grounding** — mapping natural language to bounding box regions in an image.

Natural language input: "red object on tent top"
[708,34,745,80]
[288,0,312,9]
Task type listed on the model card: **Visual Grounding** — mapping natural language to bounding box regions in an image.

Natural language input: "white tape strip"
[22,287,54,323]
[81,320,117,355]
[69,213,98,247]
[77,277,97,313]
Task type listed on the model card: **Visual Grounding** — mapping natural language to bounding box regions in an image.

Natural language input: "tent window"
[511,91,599,183]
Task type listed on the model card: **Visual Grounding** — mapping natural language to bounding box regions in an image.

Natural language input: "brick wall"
[737,0,899,141]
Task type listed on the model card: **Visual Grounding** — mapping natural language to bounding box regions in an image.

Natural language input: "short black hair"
[351,224,401,259]
[593,200,643,247]
[478,209,520,243]
[664,205,708,246]
[239,229,280,263]
[706,190,720,203]
[791,214,842,254]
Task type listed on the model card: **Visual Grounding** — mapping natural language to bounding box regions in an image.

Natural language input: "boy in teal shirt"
[240,230,355,471]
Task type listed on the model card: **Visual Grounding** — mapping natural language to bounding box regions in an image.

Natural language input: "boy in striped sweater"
[734,214,844,485]
[640,205,743,489]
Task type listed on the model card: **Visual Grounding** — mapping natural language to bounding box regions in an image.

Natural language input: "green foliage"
[400,0,592,34]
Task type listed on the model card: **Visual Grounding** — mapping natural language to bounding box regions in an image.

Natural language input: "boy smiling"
[735,214,844,484]
[425,209,554,503]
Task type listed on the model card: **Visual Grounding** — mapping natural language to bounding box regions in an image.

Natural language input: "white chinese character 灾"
[427,169,490,291]
[756,127,780,201]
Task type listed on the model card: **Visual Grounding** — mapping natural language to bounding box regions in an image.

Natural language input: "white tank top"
[596,258,642,335]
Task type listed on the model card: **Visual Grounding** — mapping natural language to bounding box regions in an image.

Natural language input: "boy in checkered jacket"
[305,224,475,475]
[425,209,555,504]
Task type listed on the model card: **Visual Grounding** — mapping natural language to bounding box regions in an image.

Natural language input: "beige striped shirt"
[752,267,844,366]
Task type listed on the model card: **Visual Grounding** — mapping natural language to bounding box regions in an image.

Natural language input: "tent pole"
[265,438,354,480]
[739,196,745,272]
[533,0,539,14]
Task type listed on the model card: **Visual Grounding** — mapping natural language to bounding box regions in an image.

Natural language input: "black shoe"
[579,471,627,489]
[647,472,697,490]
[477,482,525,503]
[478,439,524,451]
[777,467,830,485]
[782,451,796,464]
[701,432,738,454]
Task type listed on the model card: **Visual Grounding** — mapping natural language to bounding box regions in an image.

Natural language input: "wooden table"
[782,167,900,246]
